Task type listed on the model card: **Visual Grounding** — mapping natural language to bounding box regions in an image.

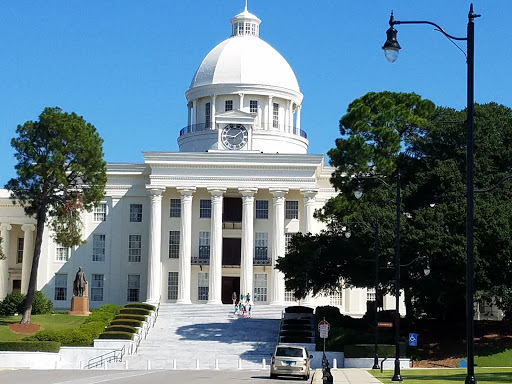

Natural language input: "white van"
[270,344,312,380]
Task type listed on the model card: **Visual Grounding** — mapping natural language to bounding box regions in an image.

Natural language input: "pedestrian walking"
[232,291,237,305]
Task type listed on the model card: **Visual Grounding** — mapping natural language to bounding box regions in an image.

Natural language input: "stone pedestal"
[69,296,90,316]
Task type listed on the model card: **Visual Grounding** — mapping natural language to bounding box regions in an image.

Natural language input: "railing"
[179,123,213,136]
[191,256,210,265]
[85,345,125,369]
[179,122,308,139]
[253,257,271,266]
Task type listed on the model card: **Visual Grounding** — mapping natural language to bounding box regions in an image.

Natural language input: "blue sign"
[409,333,418,347]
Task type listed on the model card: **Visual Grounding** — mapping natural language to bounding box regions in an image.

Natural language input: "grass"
[476,349,512,367]
[371,368,512,383]
[0,314,87,341]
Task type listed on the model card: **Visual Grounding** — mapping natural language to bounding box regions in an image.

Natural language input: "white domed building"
[0,5,401,317]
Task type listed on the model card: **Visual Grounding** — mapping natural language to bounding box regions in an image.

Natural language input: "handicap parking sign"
[409,333,418,346]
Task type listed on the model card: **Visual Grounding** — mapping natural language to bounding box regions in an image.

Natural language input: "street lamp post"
[382,5,480,384]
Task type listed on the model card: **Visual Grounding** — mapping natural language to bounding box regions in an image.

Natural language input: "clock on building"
[221,124,248,150]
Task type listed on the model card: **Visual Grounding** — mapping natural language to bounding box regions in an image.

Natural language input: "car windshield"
[276,347,303,357]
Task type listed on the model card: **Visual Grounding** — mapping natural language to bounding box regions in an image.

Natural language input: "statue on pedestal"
[73,267,87,297]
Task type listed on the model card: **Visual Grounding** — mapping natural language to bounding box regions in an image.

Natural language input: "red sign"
[318,320,330,331]
[377,322,393,328]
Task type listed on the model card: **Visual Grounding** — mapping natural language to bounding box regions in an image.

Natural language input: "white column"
[239,188,257,301]
[270,188,288,304]
[296,105,302,134]
[21,224,35,294]
[287,101,293,133]
[300,189,318,234]
[207,187,226,304]
[192,100,197,126]
[187,102,192,128]
[211,95,216,130]
[239,93,245,112]
[177,187,196,304]
[146,186,165,303]
[0,223,12,299]
[267,96,273,129]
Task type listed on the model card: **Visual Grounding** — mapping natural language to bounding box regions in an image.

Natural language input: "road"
[0,369,312,384]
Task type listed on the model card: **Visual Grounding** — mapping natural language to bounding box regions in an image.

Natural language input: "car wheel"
[302,373,309,380]
[270,373,277,379]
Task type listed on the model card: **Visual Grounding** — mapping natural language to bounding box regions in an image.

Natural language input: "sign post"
[318,318,330,353]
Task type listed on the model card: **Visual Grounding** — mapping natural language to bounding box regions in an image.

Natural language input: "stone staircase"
[123,303,285,370]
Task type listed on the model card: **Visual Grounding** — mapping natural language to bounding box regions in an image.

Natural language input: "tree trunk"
[403,285,415,321]
[20,205,47,324]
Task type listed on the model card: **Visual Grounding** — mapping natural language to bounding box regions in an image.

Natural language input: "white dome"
[190,35,300,93]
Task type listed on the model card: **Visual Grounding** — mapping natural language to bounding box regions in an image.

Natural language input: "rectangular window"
[238,23,244,35]
[225,100,233,112]
[245,22,251,35]
[197,272,209,301]
[285,233,295,254]
[254,233,268,260]
[250,100,258,113]
[17,238,24,264]
[285,200,299,220]
[127,274,141,302]
[92,234,106,262]
[367,287,376,302]
[55,245,70,261]
[128,234,142,262]
[129,204,143,222]
[199,199,211,218]
[205,102,211,128]
[330,289,343,306]
[254,273,267,302]
[273,103,279,128]
[54,274,67,301]
[94,203,107,222]
[199,232,210,259]
[169,230,180,259]
[170,198,181,218]
[255,200,268,219]
[91,274,104,302]
[168,272,178,300]
[285,289,296,302]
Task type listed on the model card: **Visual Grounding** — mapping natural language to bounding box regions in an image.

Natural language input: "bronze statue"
[73,267,87,297]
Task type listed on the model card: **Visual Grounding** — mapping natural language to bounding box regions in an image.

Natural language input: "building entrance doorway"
[221,276,240,304]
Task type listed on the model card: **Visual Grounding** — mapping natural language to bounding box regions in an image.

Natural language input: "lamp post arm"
[475,174,512,194]
[392,20,467,41]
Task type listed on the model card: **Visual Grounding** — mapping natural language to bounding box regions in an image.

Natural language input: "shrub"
[119,308,150,316]
[0,341,60,352]
[32,291,53,315]
[24,329,92,346]
[124,303,156,311]
[285,306,314,314]
[110,319,143,328]
[98,332,134,340]
[0,291,25,316]
[114,314,146,322]
[79,321,106,339]
[95,304,122,315]
[104,325,137,334]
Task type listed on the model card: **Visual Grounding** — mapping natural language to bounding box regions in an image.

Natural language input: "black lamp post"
[383,5,480,384]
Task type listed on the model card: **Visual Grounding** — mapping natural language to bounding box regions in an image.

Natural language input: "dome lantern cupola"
[230,1,261,37]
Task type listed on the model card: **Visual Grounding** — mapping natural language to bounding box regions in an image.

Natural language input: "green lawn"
[371,368,512,384]
[0,314,87,341]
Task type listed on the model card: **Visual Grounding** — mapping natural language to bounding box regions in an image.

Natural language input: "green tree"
[5,107,106,324]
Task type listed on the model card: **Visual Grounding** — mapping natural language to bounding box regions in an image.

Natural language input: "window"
[367,287,376,302]
[169,230,180,259]
[254,274,267,302]
[17,238,24,264]
[198,272,209,301]
[285,233,295,254]
[273,103,279,128]
[54,274,67,301]
[170,198,181,218]
[92,234,106,262]
[285,200,299,220]
[91,274,104,302]
[255,200,268,219]
[199,232,210,259]
[129,204,143,222]
[250,100,258,113]
[254,233,268,260]
[238,23,244,35]
[285,289,297,302]
[199,199,211,218]
[168,272,178,300]
[56,245,70,261]
[245,22,251,35]
[129,234,142,262]
[127,274,141,302]
[225,100,233,112]
[205,102,211,128]
[330,289,343,306]
[94,203,107,222]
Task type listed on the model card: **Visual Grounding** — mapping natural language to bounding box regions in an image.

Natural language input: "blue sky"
[1,1,510,186]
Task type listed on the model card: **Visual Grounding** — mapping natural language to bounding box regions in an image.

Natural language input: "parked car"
[270,344,312,380]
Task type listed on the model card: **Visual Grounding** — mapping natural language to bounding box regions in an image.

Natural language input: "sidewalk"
[313,368,384,383]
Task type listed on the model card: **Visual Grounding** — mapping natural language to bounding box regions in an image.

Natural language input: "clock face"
[221,124,248,150]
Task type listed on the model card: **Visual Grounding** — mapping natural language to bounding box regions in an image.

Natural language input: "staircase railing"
[85,345,125,369]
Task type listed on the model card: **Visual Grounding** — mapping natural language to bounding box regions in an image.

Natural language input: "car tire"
[302,373,309,380]
[270,373,278,379]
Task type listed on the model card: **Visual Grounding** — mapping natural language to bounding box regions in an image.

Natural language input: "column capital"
[177,187,196,197]
[146,185,165,196]
[0,223,12,231]
[300,189,318,202]
[238,93,245,98]
[206,187,227,197]
[211,94,217,101]
[269,188,289,198]
[21,224,35,233]
[238,187,258,197]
